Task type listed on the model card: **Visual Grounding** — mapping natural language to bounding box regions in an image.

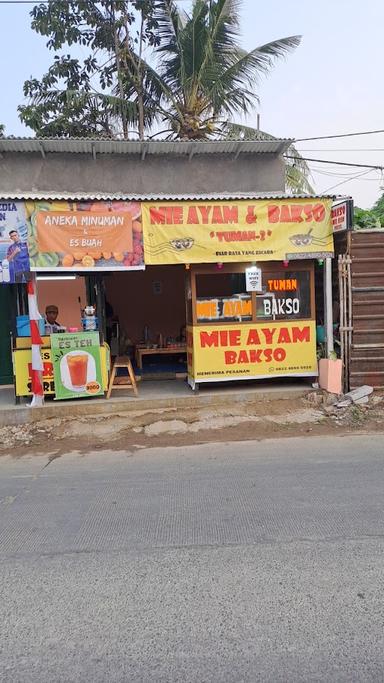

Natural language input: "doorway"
[105,265,187,378]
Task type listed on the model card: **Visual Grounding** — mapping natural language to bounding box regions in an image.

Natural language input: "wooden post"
[324,257,334,356]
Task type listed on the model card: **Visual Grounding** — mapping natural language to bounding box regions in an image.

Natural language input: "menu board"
[51,331,104,400]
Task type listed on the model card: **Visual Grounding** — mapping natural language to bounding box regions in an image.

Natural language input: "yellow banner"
[142,199,333,264]
[188,321,317,382]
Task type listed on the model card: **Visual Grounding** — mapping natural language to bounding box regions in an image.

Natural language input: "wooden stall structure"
[185,261,318,390]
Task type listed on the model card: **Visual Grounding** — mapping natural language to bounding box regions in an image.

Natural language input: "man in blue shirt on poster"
[6,229,30,283]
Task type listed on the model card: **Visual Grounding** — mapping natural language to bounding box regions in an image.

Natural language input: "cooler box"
[16,315,45,337]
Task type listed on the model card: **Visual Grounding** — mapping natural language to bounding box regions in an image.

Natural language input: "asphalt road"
[1,435,384,682]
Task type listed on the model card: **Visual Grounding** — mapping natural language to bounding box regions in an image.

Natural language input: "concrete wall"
[37,276,86,330]
[0,152,285,196]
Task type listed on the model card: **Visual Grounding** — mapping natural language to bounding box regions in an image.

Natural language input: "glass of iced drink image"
[67,353,88,388]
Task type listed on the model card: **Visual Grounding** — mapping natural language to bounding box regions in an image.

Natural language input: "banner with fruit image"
[26,200,144,271]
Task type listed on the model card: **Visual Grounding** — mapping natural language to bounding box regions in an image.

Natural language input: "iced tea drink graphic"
[67,353,88,387]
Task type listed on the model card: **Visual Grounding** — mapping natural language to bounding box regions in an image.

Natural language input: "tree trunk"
[137,9,145,140]
[114,40,129,139]
[112,6,128,139]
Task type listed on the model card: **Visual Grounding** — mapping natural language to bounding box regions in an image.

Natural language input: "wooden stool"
[107,356,138,399]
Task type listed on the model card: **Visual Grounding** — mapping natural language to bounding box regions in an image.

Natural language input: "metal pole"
[325,257,334,356]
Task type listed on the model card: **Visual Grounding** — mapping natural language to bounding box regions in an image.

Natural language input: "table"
[135,346,187,370]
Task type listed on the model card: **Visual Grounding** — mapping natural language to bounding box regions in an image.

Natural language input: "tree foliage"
[354,199,384,230]
[149,0,300,139]
[19,0,300,141]
[224,122,314,194]
[19,0,160,139]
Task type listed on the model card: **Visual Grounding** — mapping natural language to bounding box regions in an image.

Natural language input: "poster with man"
[0,202,31,283]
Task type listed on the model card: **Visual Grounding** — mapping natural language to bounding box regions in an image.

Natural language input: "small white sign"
[246,266,262,292]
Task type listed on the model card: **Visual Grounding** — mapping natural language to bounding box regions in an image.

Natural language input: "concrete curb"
[0,386,309,427]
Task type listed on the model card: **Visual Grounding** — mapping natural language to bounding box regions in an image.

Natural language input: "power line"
[295,129,384,142]
[321,169,375,194]
[297,148,384,152]
[285,155,384,171]
[311,168,381,179]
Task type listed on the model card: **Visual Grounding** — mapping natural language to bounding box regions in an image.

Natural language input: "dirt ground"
[1,390,383,458]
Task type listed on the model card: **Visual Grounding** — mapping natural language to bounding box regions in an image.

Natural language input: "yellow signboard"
[187,320,317,383]
[14,348,55,396]
[142,200,333,264]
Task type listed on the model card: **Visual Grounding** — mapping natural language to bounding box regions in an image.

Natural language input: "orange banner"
[26,200,144,271]
[37,211,133,255]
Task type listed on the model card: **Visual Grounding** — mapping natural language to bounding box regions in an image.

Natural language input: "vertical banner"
[27,277,44,405]
[0,202,31,283]
[51,332,104,400]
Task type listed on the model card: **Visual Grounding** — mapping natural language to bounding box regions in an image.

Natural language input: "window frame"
[188,261,315,326]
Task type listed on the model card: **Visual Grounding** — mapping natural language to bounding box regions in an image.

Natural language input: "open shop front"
[103,260,319,389]
[3,195,340,403]
[6,198,145,402]
[141,197,336,391]
[13,272,110,401]
[103,265,187,380]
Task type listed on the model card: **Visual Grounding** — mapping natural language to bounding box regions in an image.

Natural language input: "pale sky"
[1,0,383,208]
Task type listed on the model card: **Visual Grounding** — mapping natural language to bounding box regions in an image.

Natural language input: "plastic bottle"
[2,259,10,283]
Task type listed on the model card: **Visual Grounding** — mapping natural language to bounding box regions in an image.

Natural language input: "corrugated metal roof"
[0,191,336,201]
[0,137,292,156]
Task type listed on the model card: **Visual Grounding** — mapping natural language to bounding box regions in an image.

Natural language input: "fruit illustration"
[82,255,95,267]
[62,254,74,267]
[123,253,134,266]
[34,252,60,268]
[113,252,124,262]
[24,201,36,219]
[132,220,142,234]
[102,251,112,260]
[73,251,83,261]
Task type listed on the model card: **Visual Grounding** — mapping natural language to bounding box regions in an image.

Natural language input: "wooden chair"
[106,356,138,399]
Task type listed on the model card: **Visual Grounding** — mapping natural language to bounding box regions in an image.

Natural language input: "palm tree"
[224,122,314,194]
[19,0,301,144]
[147,0,301,140]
